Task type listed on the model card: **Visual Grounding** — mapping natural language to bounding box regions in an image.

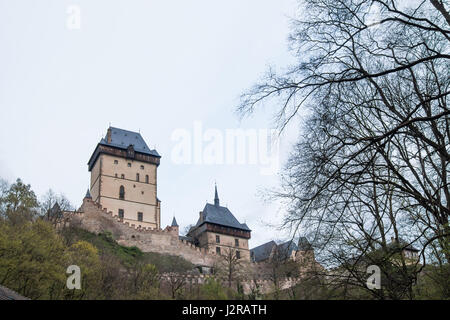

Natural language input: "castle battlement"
[64,197,218,267]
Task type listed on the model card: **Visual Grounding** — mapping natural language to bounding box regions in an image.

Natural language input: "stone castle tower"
[87,127,161,229]
[186,184,252,261]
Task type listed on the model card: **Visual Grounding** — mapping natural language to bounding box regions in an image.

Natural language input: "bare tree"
[240,0,450,299]
[217,247,244,289]
[40,189,73,226]
[165,273,186,299]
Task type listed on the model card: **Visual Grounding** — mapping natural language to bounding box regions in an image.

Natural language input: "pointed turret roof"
[214,183,219,206]
[171,217,179,227]
[85,188,92,199]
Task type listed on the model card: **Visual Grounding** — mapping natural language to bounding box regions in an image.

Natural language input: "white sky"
[0,0,301,248]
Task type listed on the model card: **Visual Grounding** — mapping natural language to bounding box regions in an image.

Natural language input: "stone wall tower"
[87,127,161,229]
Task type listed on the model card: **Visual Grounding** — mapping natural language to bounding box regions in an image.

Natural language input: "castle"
[65,126,320,277]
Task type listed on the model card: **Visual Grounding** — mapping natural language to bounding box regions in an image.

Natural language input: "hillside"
[61,226,195,273]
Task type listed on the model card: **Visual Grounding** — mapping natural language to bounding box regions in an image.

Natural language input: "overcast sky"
[0,0,302,248]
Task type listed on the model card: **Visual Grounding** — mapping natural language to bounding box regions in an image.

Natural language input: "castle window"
[137,212,143,222]
[216,247,221,255]
[121,174,125,179]
[119,186,125,200]
[140,165,144,170]
[146,175,149,184]
[114,160,118,164]
[118,209,124,219]
[136,173,140,182]
[235,239,239,247]
[128,163,132,167]
[236,251,241,259]
[216,235,220,243]
[115,173,118,178]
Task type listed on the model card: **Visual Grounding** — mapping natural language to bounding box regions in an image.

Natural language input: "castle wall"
[63,198,320,295]
[67,198,217,267]
[159,273,303,295]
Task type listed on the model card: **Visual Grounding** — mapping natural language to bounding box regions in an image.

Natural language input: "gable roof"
[250,240,277,262]
[387,238,420,252]
[195,203,251,232]
[99,127,160,158]
[277,240,298,259]
[297,237,313,251]
[250,237,313,262]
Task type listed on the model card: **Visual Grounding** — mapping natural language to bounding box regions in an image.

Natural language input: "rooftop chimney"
[107,127,112,143]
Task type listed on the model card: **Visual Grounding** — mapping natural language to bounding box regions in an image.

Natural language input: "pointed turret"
[85,188,92,199]
[171,216,179,227]
[214,183,220,206]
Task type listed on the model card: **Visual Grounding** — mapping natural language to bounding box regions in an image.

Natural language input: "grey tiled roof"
[99,127,160,157]
[250,241,277,262]
[297,237,313,251]
[250,238,312,262]
[388,238,420,252]
[277,240,298,259]
[0,285,29,300]
[179,235,195,244]
[195,203,251,232]
[171,217,179,227]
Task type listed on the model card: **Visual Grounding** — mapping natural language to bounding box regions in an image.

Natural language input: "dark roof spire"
[214,183,219,206]
[171,216,179,227]
[85,188,92,199]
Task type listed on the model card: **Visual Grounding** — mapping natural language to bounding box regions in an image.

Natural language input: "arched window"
[145,175,149,184]
[136,173,140,182]
[119,186,125,200]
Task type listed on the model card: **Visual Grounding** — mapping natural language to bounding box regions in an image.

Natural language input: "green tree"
[129,262,161,299]
[3,178,39,224]
[0,219,66,299]
[197,278,228,300]
[63,241,102,300]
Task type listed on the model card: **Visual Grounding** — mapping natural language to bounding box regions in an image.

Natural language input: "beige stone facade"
[88,127,161,229]
[188,224,250,261]
[186,188,252,262]
[90,153,160,229]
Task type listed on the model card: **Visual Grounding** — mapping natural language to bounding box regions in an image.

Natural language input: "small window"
[141,191,144,195]
[121,174,125,179]
[216,247,221,255]
[118,209,124,219]
[137,212,143,222]
[140,165,144,170]
[115,173,118,178]
[114,160,118,164]
[216,235,220,243]
[235,239,239,247]
[136,173,140,182]
[128,163,132,167]
[145,175,149,184]
[119,186,125,200]
[236,251,241,259]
